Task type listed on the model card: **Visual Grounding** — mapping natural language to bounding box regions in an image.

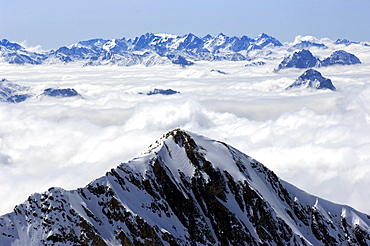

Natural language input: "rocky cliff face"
[1,129,370,245]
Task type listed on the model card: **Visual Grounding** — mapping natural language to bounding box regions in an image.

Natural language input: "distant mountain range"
[1,129,370,245]
[0,33,284,66]
[2,32,367,68]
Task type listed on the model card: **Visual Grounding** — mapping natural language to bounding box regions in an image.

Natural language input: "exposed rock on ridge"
[1,129,370,245]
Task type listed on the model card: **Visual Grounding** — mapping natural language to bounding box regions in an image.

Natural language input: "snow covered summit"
[1,129,369,245]
[287,69,336,91]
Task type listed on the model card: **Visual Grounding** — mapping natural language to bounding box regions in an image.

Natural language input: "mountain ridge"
[0,33,282,66]
[1,129,370,245]
[1,34,368,67]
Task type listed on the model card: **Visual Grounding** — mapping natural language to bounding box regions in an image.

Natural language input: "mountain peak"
[2,129,370,245]
[287,69,336,91]
[276,49,321,71]
[321,50,361,66]
[0,39,23,51]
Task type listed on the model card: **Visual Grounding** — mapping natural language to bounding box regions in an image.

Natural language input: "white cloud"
[0,44,370,215]
[19,40,47,53]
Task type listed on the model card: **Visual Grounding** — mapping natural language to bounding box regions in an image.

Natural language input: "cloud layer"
[0,43,370,215]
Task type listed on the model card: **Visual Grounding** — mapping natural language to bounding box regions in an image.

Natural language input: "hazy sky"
[2,0,370,50]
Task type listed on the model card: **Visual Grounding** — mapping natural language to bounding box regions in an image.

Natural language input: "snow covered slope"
[1,129,370,245]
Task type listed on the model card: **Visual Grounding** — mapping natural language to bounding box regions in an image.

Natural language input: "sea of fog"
[1,44,370,215]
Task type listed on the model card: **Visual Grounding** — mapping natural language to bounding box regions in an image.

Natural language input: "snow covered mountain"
[0,39,45,65]
[1,129,370,245]
[0,78,30,103]
[1,34,368,68]
[276,49,361,71]
[321,50,362,66]
[0,78,80,103]
[286,69,336,91]
[0,33,283,66]
[276,49,321,71]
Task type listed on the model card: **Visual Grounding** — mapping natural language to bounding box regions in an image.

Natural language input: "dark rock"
[146,89,180,95]
[245,61,266,66]
[43,88,79,97]
[210,69,227,74]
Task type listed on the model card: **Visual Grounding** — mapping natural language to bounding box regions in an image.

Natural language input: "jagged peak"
[2,129,370,245]
[286,68,336,91]
[144,128,194,154]
[0,39,24,50]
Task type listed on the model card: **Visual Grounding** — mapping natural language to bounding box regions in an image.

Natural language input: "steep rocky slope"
[1,129,370,245]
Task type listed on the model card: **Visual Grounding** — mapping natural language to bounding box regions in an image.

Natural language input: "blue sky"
[2,0,370,50]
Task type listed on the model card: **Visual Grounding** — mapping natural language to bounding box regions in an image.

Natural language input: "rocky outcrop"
[42,88,79,97]
[145,88,180,95]
[1,129,370,245]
